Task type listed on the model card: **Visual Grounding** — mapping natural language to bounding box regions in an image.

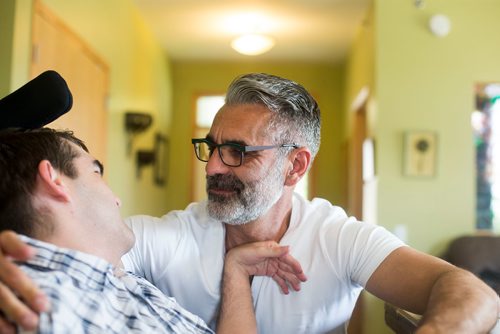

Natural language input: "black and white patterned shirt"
[18,236,213,334]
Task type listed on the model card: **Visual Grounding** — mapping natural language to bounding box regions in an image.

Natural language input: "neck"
[42,220,126,267]
[224,190,293,251]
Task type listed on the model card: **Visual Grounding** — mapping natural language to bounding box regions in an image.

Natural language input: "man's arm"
[366,246,499,333]
[217,241,307,334]
[0,231,49,333]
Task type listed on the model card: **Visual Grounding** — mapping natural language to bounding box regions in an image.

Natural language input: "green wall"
[3,0,173,217]
[347,1,500,332]
[376,0,500,253]
[0,0,16,95]
[167,61,346,212]
[0,0,32,94]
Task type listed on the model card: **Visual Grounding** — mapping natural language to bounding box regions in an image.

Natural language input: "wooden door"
[31,0,109,165]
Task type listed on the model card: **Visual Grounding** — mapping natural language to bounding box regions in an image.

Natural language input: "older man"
[0,128,305,333]
[0,73,498,333]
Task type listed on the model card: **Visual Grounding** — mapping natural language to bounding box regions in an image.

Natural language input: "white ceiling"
[133,0,371,63]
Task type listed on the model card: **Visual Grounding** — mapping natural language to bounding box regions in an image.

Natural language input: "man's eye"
[227,147,242,157]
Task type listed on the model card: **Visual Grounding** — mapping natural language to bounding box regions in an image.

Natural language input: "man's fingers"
[0,314,16,334]
[0,259,48,314]
[229,241,308,293]
[278,255,307,281]
[0,231,42,331]
[0,283,39,331]
[271,274,290,295]
[0,232,35,261]
[278,270,303,291]
[0,233,49,314]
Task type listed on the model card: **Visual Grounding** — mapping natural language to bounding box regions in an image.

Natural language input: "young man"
[0,73,499,333]
[0,128,305,333]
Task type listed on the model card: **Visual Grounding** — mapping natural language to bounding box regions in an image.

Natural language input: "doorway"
[347,87,371,334]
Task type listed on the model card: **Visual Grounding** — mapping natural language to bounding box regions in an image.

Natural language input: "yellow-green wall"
[3,0,172,217]
[167,61,346,212]
[348,1,500,332]
[376,0,500,253]
[0,0,16,95]
[1,0,32,93]
[345,5,375,138]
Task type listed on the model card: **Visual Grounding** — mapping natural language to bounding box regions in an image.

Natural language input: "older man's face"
[204,104,287,225]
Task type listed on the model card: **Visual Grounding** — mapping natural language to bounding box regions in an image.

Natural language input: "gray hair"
[225,73,321,161]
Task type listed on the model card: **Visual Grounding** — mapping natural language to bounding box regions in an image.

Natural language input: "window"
[473,83,500,231]
[196,96,225,128]
[192,95,225,202]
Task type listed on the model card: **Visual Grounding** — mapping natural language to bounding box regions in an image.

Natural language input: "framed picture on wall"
[403,131,437,177]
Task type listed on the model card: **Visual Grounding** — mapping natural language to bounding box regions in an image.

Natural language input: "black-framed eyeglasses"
[191,138,299,167]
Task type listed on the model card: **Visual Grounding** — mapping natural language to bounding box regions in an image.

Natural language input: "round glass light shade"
[231,34,275,56]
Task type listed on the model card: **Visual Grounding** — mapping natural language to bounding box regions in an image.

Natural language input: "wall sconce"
[125,112,153,155]
[136,133,168,186]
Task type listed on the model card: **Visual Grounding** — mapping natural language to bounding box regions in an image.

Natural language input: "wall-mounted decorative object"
[154,133,168,186]
[124,112,153,155]
[136,132,168,186]
[403,131,437,177]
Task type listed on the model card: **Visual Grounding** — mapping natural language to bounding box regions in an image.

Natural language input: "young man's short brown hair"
[0,128,87,237]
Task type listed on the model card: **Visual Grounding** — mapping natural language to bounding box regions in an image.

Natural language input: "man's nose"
[116,196,122,208]
[205,148,231,176]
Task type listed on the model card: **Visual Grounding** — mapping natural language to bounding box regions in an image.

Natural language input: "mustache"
[206,174,244,193]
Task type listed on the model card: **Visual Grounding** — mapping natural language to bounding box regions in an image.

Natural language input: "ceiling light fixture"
[231,33,275,56]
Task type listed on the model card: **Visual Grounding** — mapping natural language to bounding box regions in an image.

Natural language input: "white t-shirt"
[122,194,405,334]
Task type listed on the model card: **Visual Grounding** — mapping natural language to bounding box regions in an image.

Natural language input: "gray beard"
[206,162,285,225]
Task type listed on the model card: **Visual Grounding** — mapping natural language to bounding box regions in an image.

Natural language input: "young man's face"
[63,143,135,256]
[204,104,288,225]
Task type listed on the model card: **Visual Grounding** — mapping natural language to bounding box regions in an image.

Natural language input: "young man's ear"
[37,160,70,202]
[285,148,311,187]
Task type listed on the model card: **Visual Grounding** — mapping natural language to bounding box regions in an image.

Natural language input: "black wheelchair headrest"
[0,70,72,130]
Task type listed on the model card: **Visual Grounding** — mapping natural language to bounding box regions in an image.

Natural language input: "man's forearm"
[417,269,499,333]
[217,266,256,334]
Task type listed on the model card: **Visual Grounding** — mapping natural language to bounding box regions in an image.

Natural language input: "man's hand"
[225,241,307,294]
[218,241,307,334]
[0,231,49,333]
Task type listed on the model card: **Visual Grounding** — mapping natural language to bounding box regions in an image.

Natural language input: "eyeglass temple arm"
[244,143,299,152]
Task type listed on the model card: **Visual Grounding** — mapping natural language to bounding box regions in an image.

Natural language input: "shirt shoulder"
[288,194,405,286]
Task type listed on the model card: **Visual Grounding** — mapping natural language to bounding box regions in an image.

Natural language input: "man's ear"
[284,148,311,187]
[37,160,70,202]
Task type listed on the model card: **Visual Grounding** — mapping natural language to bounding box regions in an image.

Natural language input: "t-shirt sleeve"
[322,216,405,287]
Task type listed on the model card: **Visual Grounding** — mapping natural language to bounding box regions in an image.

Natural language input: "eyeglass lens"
[195,142,242,167]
